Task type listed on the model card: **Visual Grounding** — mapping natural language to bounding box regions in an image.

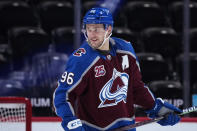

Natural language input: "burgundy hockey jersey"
[54,37,155,130]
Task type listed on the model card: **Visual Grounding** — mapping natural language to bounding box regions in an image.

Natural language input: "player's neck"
[98,39,110,51]
[96,43,111,55]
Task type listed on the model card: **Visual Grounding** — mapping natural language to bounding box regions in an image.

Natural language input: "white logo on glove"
[67,119,82,130]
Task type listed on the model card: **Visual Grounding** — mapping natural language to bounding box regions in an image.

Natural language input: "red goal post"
[0,97,32,131]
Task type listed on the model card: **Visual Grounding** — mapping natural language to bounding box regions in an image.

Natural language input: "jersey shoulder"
[111,37,136,57]
[66,42,99,72]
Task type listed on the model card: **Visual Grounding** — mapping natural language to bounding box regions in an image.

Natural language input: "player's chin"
[90,42,101,49]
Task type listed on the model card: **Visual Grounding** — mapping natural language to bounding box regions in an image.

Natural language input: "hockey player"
[53,7,182,131]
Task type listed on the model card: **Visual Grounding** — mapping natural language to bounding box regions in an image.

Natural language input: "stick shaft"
[113,106,197,131]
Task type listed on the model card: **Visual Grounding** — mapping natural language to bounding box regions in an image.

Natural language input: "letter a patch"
[122,55,129,70]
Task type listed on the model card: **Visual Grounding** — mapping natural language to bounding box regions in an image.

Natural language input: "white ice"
[1,122,197,131]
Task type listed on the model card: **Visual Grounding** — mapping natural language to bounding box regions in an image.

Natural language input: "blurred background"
[0,0,197,117]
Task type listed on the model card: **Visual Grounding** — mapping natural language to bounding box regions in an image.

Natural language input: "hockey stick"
[113,106,197,131]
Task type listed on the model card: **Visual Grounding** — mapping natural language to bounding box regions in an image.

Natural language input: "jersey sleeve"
[116,38,155,110]
[53,55,87,120]
[113,37,155,110]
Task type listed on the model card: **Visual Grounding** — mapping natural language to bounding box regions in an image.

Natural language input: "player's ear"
[107,25,112,35]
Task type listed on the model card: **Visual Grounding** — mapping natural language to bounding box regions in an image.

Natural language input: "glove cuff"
[145,98,163,117]
[61,117,83,131]
[67,119,82,130]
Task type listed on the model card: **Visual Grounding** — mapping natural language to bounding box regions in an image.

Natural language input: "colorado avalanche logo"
[73,48,86,57]
[98,68,129,108]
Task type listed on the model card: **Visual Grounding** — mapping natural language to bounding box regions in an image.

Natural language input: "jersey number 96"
[60,71,74,85]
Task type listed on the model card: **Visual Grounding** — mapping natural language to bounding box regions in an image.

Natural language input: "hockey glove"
[145,98,182,126]
[61,117,85,131]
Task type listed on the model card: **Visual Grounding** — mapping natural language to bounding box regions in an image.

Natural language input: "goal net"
[0,97,32,131]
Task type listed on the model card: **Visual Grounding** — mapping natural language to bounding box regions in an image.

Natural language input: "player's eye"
[86,27,104,33]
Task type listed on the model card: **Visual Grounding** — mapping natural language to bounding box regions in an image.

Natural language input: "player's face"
[86,24,106,49]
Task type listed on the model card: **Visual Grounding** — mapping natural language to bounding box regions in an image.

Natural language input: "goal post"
[0,97,32,131]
